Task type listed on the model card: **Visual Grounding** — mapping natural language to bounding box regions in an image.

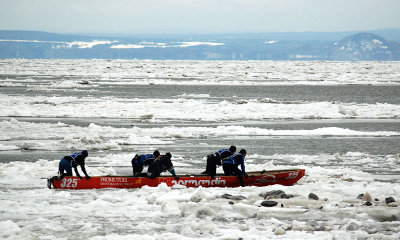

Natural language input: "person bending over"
[131,150,160,177]
[58,150,91,180]
[222,149,247,187]
[147,152,179,180]
[202,146,236,179]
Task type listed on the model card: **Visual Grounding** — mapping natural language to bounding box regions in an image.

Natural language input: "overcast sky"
[1,0,399,34]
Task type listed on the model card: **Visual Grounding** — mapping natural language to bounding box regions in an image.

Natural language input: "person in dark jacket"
[147,152,179,180]
[202,146,236,179]
[58,150,91,180]
[222,149,247,187]
[131,150,160,177]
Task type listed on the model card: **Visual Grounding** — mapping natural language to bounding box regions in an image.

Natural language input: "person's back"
[138,154,157,165]
[217,148,235,162]
[71,150,87,168]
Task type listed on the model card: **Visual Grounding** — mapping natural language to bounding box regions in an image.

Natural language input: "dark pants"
[131,159,144,176]
[223,163,245,187]
[147,161,162,179]
[59,158,72,176]
[203,155,220,176]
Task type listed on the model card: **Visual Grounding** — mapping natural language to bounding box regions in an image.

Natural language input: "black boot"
[47,178,52,189]
[47,176,56,189]
[238,174,246,187]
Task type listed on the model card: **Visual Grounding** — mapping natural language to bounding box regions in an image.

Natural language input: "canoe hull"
[49,169,305,189]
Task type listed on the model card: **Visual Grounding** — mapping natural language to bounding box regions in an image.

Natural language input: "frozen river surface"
[0,59,400,239]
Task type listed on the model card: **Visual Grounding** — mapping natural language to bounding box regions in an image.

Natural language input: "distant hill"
[331,33,400,60]
[0,30,399,60]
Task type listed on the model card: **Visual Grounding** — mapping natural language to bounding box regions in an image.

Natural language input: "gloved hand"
[78,176,83,180]
[174,176,179,180]
[86,176,91,180]
[244,174,249,179]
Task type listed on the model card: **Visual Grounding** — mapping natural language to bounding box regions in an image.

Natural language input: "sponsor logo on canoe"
[287,171,299,179]
[172,178,226,187]
[100,177,130,186]
[255,175,277,183]
[100,177,128,183]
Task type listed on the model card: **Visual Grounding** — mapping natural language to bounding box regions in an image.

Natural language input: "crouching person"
[49,150,91,188]
[131,150,160,177]
[147,152,179,180]
[58,150,91,180]
[222,149,247,187]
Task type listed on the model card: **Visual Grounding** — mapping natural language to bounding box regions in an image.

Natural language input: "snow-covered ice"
[0,59,399,239]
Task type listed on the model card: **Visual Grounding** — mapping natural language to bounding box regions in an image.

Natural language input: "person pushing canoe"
[57,150,91,180]
[147,152,179,180]
[131,150,160,177]
[222,149,248,187]
[48,150,91,188]
[202,146,236,179]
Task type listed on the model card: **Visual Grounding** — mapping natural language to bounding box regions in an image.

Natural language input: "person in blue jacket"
[58,150,91,180]
[222,149,248,187]
[131,150,160,177]
[202,146,236,179]
[147,152,179,180]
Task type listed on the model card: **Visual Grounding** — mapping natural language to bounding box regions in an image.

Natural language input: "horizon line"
[1,27,400,37]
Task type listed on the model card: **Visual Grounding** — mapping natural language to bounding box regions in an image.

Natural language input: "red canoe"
[48,169,305,190]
